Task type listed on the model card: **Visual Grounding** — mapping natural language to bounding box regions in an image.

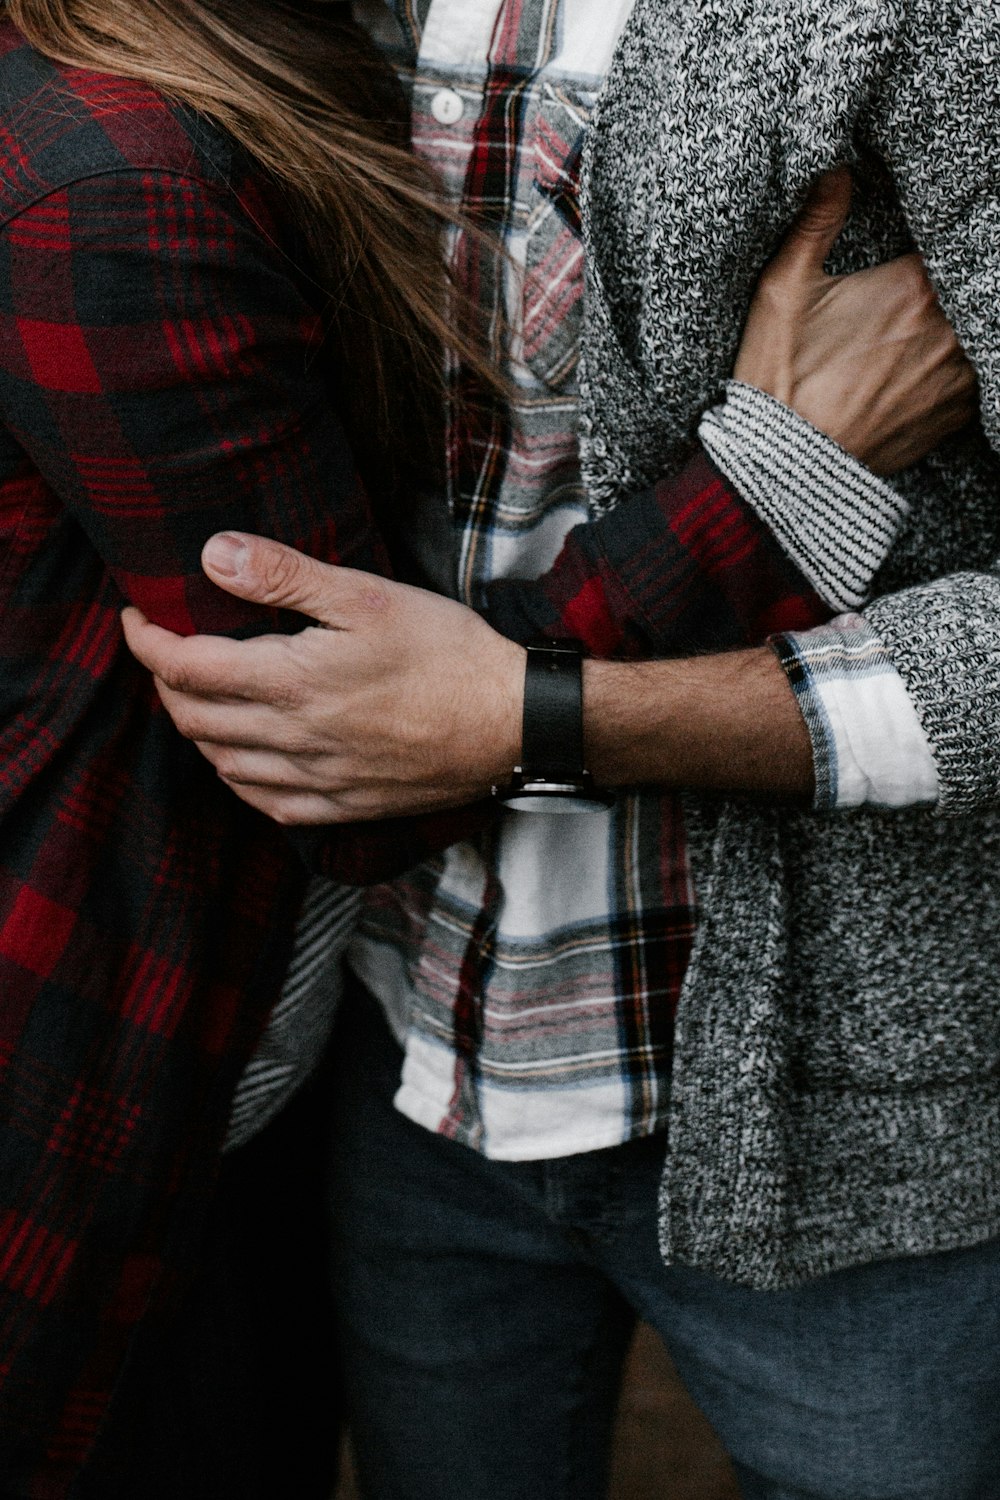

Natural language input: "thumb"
[201,531,368,626]
[770,166,852,282]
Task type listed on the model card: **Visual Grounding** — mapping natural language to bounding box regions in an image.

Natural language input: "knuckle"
[887,252,926,291]
[271,641,309,708]
[881,258,931,319]
[211,747,242,781]
[350,575,394,618]
[257,546,306,601]
[269,796,327,827]
[904,263,936,308]
[165,700,199,739]
[156,661,195,695]
[755,263,787,296]
[284,728,318,756]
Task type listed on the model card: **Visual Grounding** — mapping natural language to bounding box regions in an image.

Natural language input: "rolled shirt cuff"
[771,613,939,811]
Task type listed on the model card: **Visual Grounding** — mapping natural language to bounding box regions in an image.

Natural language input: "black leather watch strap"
[520,642,586,779]
[492,641,612,812]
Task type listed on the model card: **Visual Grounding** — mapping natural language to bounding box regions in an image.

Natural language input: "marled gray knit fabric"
[579,0,1000,1287]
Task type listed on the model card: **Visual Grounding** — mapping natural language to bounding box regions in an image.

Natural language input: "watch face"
[501,793,610,814]
[497,779,615,814]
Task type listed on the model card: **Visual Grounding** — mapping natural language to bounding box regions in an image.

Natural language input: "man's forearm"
[124,543,817,824]
[583,647,814,799]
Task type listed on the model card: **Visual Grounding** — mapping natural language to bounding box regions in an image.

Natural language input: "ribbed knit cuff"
[699,382,909,613]
[866,575,1000,815]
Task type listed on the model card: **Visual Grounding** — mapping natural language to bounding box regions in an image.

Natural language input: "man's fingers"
[216,772,459,825]
[197,743,328,787]
[218,781,354,826]
[156,685,303,748]
[122,607,304,704]
[123,608,252,696]
[201,533,394,628]
[769,165,852,282]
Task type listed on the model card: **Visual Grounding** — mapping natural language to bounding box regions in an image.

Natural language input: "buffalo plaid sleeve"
[0,167,493,884]
[482,447,833,657]
[0,167,387,640]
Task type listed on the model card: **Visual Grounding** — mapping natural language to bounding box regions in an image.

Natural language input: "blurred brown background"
[336,1322,740,1499]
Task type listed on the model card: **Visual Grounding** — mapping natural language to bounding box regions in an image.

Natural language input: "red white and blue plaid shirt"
[350,0,935,1159]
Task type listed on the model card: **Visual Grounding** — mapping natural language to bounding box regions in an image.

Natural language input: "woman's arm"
[483,168,974,656]
[0,169,386,637]
[0,165,485,874]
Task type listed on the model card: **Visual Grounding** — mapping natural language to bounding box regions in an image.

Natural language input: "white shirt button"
[430,88,464,126]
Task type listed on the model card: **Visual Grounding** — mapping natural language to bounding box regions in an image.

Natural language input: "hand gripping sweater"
[579,0,1000,1288]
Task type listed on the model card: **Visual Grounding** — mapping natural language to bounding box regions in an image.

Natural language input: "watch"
[492,641,614,813]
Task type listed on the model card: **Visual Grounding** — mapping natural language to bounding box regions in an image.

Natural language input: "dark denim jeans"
[327,984,1000,1500]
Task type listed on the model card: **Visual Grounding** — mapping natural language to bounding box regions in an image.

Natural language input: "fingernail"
[204,533,249,579]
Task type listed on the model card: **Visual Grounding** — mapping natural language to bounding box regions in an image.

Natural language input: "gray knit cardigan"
[578,0,1000,1289]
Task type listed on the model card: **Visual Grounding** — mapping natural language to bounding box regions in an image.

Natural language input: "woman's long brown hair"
[5,0,494,502]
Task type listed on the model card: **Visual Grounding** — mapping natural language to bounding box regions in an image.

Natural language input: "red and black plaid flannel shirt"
[0,24,451,1493]
[0,22,829,1493]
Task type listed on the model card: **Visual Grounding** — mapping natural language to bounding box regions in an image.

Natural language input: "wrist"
[582,650,814,799]
[479,638,526,789]
[493,642,613,811]
[583,658,671,787]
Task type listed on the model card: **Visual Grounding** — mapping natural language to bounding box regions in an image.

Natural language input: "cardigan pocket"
[521,83,591,391]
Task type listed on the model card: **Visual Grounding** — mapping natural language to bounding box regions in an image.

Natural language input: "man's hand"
[122,533,524,824]
[124,533,815,825]
[734,167,977,473]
